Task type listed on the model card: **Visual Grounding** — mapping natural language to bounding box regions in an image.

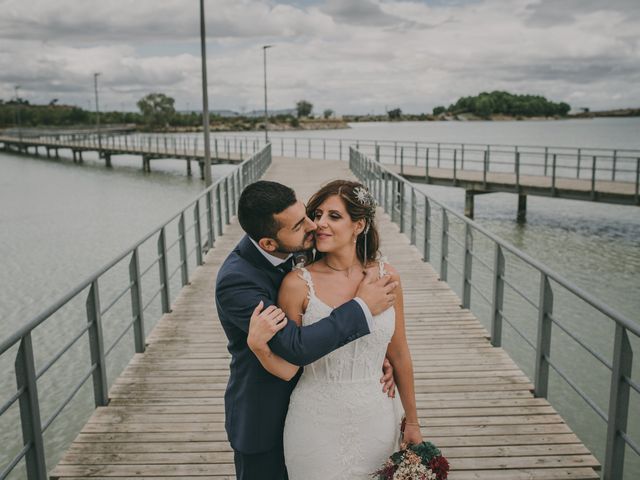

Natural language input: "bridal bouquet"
[372,441,450,480]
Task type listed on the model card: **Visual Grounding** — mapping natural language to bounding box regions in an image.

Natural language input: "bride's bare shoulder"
[280,268,310,295]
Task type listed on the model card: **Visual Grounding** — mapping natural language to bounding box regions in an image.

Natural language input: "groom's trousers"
[233,445,288,480]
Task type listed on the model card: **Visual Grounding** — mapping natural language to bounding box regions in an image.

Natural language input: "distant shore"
[2,109,638,136]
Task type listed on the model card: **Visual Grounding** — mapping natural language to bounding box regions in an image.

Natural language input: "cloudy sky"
[1,0,639,114]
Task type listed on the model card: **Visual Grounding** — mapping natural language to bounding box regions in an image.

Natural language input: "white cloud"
[1,0,638,113]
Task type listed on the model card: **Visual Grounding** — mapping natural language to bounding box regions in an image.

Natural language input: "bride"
[248,180,422,479]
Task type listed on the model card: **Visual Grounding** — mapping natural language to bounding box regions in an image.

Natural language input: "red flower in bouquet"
[428,455,450,479]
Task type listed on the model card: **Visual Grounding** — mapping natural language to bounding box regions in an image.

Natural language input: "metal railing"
[350,146,638,480]
[2,132,638,186]
[0,144,271,480]
[0,133,264,161]
[177,133,639,185]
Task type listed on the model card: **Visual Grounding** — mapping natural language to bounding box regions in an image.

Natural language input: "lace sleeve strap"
[295,266,316,298]
[378,256,389,278]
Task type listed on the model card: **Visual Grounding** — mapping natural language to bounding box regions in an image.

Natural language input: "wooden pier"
[0,135,244,179]
[392,164,639,220]
[49,157,600,479]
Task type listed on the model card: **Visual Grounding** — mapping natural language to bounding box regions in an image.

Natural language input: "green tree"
[296,100,313,118]
[387,108,402,120]
[432,106,446,115]
[323,109,334,119]
[137,93,176,128]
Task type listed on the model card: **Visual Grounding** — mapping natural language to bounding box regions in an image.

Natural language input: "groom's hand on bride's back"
[355,270,397,316]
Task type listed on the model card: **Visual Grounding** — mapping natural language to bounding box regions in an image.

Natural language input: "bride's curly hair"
[306,180,380,265]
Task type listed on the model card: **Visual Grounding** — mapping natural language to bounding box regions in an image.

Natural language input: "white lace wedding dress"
[283,262,402,479]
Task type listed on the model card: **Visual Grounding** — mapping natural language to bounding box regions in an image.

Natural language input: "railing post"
[576,148,581,178]
[453,149,458,185]
[515,151,521,190]
[399,181,406,233]
[394,141,398,164]
[603,324,632,480]
[129,248,145,353]
[423,198,431,262]
[534,273,553,398]
[410,188,417,245]
[490,244,505,347]
[461,223,472,309]
[157,227,171,313]
[514,146,518,173]
[591,156,597,200]
[544,146,549,175]
[391,180,398,223]
[294,138,297,158]
[415,142,418,166]
[194,201,203,265]
[400,147,404,175]
[339,139,342,161]
[178,212,189,287]
[461,144,465,169]
[86,280,109,406]
[551,154,557,195]
[323,139,326,160]
[384,173,390,213]
[425,148,430,183]
[437,143,441,168]
[230,173,237,215]
[15,333,47,480]
[440,209,448,281]
[216,184,223,235]
[612,149,617,181]
[206,190,214,250]
[483,150,488,188]
[224,178,231,225]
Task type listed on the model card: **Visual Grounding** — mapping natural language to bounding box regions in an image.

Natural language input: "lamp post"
[14,85,22,141]
[199,0,212,186]
[262,45,272,144]
[93,73,102,157]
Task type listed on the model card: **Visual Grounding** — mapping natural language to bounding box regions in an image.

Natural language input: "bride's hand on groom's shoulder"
[247,301,287,353]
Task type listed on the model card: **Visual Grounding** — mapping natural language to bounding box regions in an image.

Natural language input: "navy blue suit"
[215,235,370,478]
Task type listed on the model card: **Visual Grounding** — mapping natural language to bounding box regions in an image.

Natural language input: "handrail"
[362,157,640,337]
[3,132,638,191]
[0,144,271,480]
[349,146,638,480]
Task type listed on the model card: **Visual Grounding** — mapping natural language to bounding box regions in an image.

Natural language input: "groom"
[215,180,397,480]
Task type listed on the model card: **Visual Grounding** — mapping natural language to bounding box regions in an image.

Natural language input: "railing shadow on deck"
[350,147,639,480]
[0,145,271,480]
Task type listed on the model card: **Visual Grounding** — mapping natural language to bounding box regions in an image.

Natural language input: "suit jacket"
[215,235,370,454]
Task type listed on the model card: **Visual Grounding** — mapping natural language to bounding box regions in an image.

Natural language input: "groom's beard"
[274,232,315,254]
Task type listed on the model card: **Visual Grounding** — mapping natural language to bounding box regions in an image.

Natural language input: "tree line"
[432,91,571,118]
[0,95,327,130]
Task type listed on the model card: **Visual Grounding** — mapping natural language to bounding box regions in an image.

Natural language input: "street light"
[199,0,212,186]
[262,45,273,144]
[94,73,102,157]
[14,85,22,141]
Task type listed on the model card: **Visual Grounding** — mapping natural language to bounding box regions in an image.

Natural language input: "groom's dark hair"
[238,180,297,241]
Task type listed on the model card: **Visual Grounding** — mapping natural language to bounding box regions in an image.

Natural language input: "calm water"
[1,118,639,477]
